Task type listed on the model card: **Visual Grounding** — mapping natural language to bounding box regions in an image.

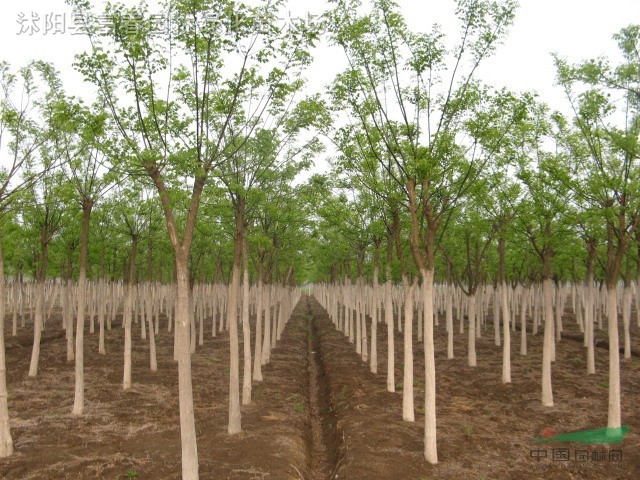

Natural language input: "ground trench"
[303,295,342,480]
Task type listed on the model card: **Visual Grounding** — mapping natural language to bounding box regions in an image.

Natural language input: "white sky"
[1,0,638,173]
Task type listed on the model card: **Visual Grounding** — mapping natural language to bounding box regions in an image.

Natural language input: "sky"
[0,0,638,172]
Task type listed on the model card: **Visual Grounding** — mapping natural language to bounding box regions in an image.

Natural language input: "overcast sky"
[1,0,637,172]
[2,0,636,97]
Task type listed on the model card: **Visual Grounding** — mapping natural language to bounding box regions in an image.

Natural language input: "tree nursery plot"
[0,0,639,479]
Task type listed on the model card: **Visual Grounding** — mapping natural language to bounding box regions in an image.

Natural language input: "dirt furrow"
[304,295,340,480]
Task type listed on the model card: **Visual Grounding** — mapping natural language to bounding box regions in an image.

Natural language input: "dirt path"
[304,296,340,480]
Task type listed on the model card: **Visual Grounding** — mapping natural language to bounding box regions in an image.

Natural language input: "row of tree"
[0,0,637,477]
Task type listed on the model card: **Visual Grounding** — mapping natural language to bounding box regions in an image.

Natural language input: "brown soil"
[308,295,640,480]
[1,295,639,480]
[0,302,313,479]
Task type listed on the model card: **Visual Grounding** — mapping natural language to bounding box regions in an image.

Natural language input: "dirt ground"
[309,296,640,480]
[0,294,639,479]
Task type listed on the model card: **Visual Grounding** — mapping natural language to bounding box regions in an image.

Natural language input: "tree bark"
[227,195,244,434]
[73,198,93,415]
[0,243,14,456]
[385,237,394,393]
[28,241,47,377]
[402,280,416,422]
[253,252,264,382]
[123,235,138,390]
[241,238,252,405]
[175,253,199,478]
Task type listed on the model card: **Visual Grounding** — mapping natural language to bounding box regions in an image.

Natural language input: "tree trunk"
[0,243,14,456]
[98,280,106,355]
[371,246,379,374]
[384,265,394,393]
[27,247,47,377]
[241,238,252,405]
[541,277,554,407]
[585,242,596,374]
[421,267,437,464]
[253,253,264,382]
[467,293,477,367]
[175,253,199,478]
[622,278,632,359]
[227,196,244,434]
[73,199,93,415]
[498,236,511,384]
[519,288,528,356]
[607,284,621,429]
[402,280,416,422]
[147,292,158,372]
[123,236,138,390]
[261,284,271,365]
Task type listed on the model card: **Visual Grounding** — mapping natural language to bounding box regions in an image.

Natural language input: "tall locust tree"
[70,0,317,476]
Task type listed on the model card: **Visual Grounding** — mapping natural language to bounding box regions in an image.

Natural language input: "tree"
[71,0,318,475]
[554,25,640,430]
[0,59,59,457]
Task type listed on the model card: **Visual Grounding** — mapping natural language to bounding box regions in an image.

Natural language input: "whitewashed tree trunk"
[607,285,621,429]
[541,278,554,407]
[385,273,394,393]
[241,242,252,405]
[261,285,271,365]
[98,281,106,355]
[175,257,199,479]
[0,246,14,457]
[622,283,632,359]
[445,285,453,359]
[370,267,378,374]
[28,280,45,377]
[501,280,511,384]
[402,280,416,422]
[420,267,437,464]
[493,287,500,346]
[253,266,264,382]
[65,283,74,362]
[519,288,528,356]
[467,293,476,367]
[227,257,241,434]
[147,294,157,372]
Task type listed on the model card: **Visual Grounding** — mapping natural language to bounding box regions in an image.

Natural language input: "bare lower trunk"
[519,290,528,356]
[446,284,453,359]
[370,264,378,374]
[541,278,554,407]
[467,293,477,367]
[123,238,138,390]
[253,261,264,382]
[0,245,14,456]
[227,203,243,433]
[421,268,437,464]
[241,240,252,405]
[28,280,45,377]
[66,283,74,362]
[385,275,394,393]
[261,285,271,365]
[98,281,106,355]
[73,200,93,416]
[147,295,157,372]
[501,281,511,384]
[402,281,416,422]
[176,256,199,479]
[622,283,631,359]
[607,285,621,429]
